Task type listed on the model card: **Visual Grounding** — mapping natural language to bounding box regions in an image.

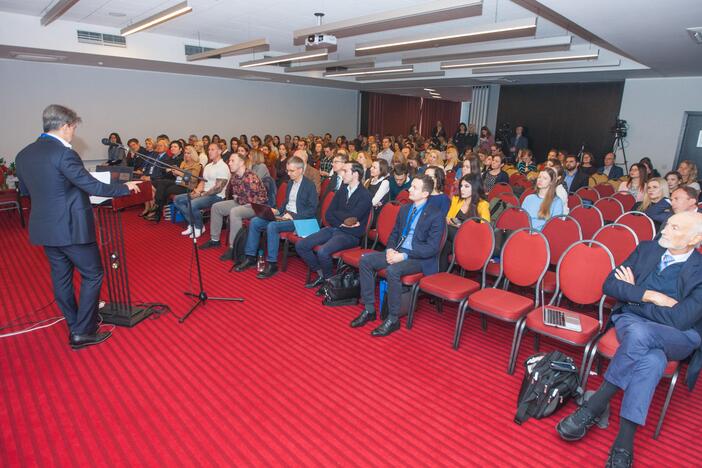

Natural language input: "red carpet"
[1,208,700,466]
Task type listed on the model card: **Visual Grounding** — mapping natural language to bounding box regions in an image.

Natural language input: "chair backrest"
[320,191,336,227]
[275,181,288,208]
[613,192,637,211]
[576,186,600,203]
[495,206,531,230]
[395,190,410,204]
[567,193,582,211]
[499,228,550,298]
[444,171,456,196]
[452,217,494,287]
[509,172,526,185]
[569,205,604,240]
[593,183,615,198]
[594,196,625,223]
[488,182,513,201]
[497,192,519,207]
[261,176,277,208]
[615,211,656,241]
[518,187,536,206]
[592,223,638,266]
[319,178,331,199]
[541,215,582,267]
[554,240,615,326]
[376,202,403,247]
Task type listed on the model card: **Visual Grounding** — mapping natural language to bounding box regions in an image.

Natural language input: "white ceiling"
[0,0,700,101]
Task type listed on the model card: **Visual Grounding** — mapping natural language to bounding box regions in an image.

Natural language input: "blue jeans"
[605,312,701,425]
[245,217,295,262]
[295,227,359,278]
[173,193,221,229]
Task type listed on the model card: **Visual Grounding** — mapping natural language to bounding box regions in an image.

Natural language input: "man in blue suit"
[598,152,624,180]
[236,156,318,278]
[557,211,702,467]
[16,105,141,350]
[352,176,445,337]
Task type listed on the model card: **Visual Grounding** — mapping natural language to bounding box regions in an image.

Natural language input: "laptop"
[540,288,582,332]
[293,218,320,238]
[251,203,276,221]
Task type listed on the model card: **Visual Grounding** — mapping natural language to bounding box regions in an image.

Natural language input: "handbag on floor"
[322,266,360,306]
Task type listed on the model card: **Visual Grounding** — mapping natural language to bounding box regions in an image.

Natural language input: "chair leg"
[281,240,289,272]
[480,315,487,331]
[436,300,443,314]
[654,366,680,440]
[16,202,25,228]
[405,285,420,329]
[406,289,421,330]
[452,300,468,350]
[579,340,595,384]
[533,334,540,352]
[581,344,600,393]
[508,319,528,375]
[305,267,312,284]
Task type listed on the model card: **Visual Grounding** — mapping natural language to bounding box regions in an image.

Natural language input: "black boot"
[219,248,234,261]
[235,256,257,272]
[256,262,278,279]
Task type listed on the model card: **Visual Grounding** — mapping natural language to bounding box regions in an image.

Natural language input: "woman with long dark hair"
[617,163,648,202]
[521,168,564,230]
[424,166,451,217]
[106,132,126,165]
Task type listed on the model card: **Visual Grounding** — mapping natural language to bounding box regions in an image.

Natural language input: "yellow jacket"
[447,197,490,222]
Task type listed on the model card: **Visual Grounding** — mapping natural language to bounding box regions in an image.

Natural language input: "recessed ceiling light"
[108,12,126,17]
[423,88,435,91]
[324,65,413,77]
[440,50,599,69]
[240,49,329,68]
[120,1,192,36]
[10,51,66,62]
[97,61,103,65]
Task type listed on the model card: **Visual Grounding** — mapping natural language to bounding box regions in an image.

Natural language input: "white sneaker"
[181,225,193,236]
[193,226,206,239]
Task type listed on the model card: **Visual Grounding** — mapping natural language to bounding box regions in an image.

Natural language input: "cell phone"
[549,360,577,373]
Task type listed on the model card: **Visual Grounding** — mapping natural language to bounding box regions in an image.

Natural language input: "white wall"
[0,59,359,165]
[618,77,702,173]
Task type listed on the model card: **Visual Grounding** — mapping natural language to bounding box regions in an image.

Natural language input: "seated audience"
[521,168,564,230]
[580,151,598,176]
[563,154,589,193]
[139,139,176,217]
[482,153,509,193]
[378,136,394,164]
[199,150,267,258]
[220,140,232,162]
[247,148,271,181]
[319,143,336,177]
[389,164,412,200]
[545,158,570,215]
[125,138,145,169]
[295,148,321,195]
[424,166,451,217]
[321,152,349,200]
[455,154,480,180]
[106,132,126,165]
[478,126,494,153]
[236,156,318,277]
[444,146,459,172]
[351,176,445,337]
[678,159,700,191]
[618,163,648,202]
[557,211,702,468]
[296,162,372,290]
[276,143,290,186]
[664,170,682,194]
[173,143,230,239]
[670,186,701,215]
[517,149,536,174]
[639,157,660,178]
[366,159,391,219]
[356,151,372,180]
[640,177,671,229]
[147,144,202,222]
[598,152,624,180]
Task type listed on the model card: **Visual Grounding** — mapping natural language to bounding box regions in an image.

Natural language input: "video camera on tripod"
[611,118,628,138]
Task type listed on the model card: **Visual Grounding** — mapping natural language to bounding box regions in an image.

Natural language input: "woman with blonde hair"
[444,145,460,172]
[356,151,373,180]
[521,168,564,230]
[640,177,672,229]
[677,159,700,191]
[194,140,208,167]
[248,149,271,180]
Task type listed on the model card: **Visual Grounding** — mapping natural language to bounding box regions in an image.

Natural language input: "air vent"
[185,45,218,57]
[77,30,126,47]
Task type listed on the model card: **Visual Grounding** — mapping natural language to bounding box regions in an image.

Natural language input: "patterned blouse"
[226,169,268,205]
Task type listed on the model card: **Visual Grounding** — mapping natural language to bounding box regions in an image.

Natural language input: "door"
[676,112,702,176]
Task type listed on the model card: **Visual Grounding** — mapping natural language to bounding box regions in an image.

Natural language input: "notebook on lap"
[293,219,320,238]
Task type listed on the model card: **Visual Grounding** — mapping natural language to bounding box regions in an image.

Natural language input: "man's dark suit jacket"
[325,184,372,238]
[387,203,445,276]
[321,174,342,201]
[603,241,702,389]
[565,169,590,193]
[279,176,318,220]
[598,165,624,180]
[16,135,130,247]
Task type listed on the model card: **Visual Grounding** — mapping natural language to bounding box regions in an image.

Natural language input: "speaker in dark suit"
[15,105,140,350]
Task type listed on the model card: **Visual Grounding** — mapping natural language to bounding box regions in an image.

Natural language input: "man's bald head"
[659,211,702,252]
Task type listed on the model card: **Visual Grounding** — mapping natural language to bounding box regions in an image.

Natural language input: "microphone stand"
[107,142,244,323]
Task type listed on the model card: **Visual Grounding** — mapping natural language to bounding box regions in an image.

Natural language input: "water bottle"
[256,249,265,273]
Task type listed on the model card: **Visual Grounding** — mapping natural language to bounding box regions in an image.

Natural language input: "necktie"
[659,253,675,272]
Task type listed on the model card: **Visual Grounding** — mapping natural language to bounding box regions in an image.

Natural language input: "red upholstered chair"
[594,196,625,223]
[0,188,25,227]
[466,228,550,371]
[541,215,582,293]
[593,183,615,198]
[511,241,615,379]
[570,205,604,240]
[280,191,335,272]
[615,211,656,241]
[410,217,494,348]
[339,202,402,269]
[592,223,638,266]
[319,178,331,200]
[275,182,288,209]
[576,186,600,204]
[509,172,526,186]
[518,187,536,206]
[496,192,519,207]
[395,190,410,204]
[488,182,513,201]
[613,192,637,212]
[486,207,532,278]
[444,170,456,197]
[582,327,681,439]
[567,193,583,211]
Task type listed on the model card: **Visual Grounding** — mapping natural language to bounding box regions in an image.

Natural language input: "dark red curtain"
[419,98,462,138]
[367,92,422,137]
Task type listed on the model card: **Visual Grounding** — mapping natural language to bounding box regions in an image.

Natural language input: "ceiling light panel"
[440,49,599,69]
[355,17,537,56]
[471,59,620,74]
[240,49,329,68]
[186,39,270,61]
[355,71,446,81]
[293,0,483,45]
[121,1,192,36]
[324,65,414,78]
[284,58,375,73]
[40,0,80,26]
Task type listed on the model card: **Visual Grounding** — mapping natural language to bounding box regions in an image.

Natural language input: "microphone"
[101,138,119,147]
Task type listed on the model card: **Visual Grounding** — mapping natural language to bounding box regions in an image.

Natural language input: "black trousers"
[153,180,188,207]
[360,252,423,321]
[44,243,103,335]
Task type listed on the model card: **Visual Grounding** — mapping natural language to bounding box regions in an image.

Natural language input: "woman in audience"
[369,141,380,160]
[273,135,280,147]
[106,132,126,165]
[617,163,648,202]
[639,177,671,229]
[239,134,248,148]
[545,158,570,215]
[517,149,536,174]
[392,148,407,166]
[356,151,373,180]
[424,149,442,168]
[276,144,291,186]
[455,154,480,180]
[444,146,460,172]
[310,141,324,168]
[639,157,660,178]
[365,159,391,227]
[522,168,564,231]
[665,170,682,193]
[482,153,509,194]
[580,152,598,176]
[424,166,451,217]
[478,126,494,153]
[201,135,210,149]
[248,149,271,180]
[678,159,700,190]
[194,140,208,167]
[250,135,262,152]
[453,123,470,156]
[211,134,221,145]
[147,145,202,222]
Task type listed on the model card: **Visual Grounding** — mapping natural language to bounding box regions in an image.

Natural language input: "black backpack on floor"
[514,351,583,425]
[231,226,249,265]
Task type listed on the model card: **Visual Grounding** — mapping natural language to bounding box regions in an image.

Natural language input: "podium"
[94,181,153,327]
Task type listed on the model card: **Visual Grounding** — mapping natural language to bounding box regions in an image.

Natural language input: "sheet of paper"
[89,171,113,205]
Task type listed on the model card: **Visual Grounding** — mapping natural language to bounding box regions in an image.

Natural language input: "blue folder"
[293,218,321,238]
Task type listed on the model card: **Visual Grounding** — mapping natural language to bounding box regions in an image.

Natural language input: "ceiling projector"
[305,34,337,49]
